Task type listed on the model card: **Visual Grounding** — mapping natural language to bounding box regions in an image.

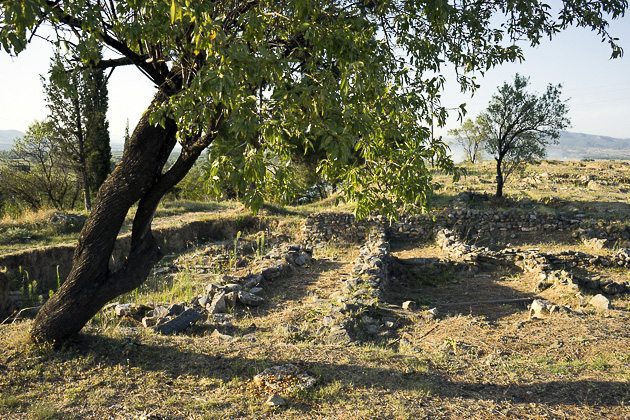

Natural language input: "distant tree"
[43,51,111,211]
[0,120,80,211]
[480,74,570,198]
[83,57,112,195]
[123,119,130,152]
[449,118,486,164]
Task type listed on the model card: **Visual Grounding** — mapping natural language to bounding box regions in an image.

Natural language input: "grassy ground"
[1,160,630,419]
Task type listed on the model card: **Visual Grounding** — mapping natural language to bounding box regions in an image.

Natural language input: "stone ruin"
[5,207,630,341]
[105,244,314,336]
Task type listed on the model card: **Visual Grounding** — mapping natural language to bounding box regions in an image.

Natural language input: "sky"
[0,11,629,146]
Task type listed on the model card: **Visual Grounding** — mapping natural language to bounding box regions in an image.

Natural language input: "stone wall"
[436,228,630,296]
[302,209,581,244]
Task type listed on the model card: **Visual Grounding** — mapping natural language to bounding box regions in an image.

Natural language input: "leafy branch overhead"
[2,1,624,217]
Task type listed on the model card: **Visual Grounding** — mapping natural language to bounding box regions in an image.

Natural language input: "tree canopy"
[43,51,111,211]
[2,1,625,216]
[480,73,570,197]
[1,0,626,345]
[449,117,485,164]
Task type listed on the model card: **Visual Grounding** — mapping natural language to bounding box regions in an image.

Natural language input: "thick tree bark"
[31,82,222,346]
[30,89,186,346]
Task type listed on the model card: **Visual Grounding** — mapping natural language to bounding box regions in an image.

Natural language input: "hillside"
[0,130,24,151]
[3,128,629,159]
[447,131,630,161]
[548,132,630,160]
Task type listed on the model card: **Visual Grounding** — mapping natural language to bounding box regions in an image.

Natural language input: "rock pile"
[109,244,314,334]
[435,228,630,298]
[322,231,401,343]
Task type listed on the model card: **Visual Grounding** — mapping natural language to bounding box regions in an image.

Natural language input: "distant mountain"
[446,131,630,162]
[547,132,630,160]
[0,129,24,151]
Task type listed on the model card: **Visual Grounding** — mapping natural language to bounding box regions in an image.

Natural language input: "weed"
[0,394,23,411]
[26,401,64,420]
[256,232,266,259]
[229,230,242,271]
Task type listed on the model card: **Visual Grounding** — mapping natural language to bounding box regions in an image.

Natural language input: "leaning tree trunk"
[30,80,220,345]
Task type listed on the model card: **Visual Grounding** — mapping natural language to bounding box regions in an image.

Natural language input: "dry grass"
[2,160,630,419]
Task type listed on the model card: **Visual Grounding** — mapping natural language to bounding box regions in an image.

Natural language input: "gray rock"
[153,305,170,318]
[530,299,552,318]
[262,266,281,280]
[142,316,159,328]
[198,295,211,307]
[265,394,286,407]
[114,303,150,319]
[237,291,265,306]
[242,274,263,290]
[154,308,202,335]
[225,283,243,292]
[210,329,234,340]
[167,303,185,316]
[248,287,263,295]
[294,255,307,266]
[207,291,227,314]
[204,283,222,295]
[589,294,610,312]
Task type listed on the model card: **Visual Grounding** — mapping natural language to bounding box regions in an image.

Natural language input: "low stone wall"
[303,210,581,244]
[324,230,398,343]
[0,214,264,296]
[436,228,630,296]
[301,212,385,243]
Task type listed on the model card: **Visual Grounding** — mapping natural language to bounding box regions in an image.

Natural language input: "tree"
[43,51,111,211]
[123,119,131,152]
[83,53,112,195]
[449,118,486,164]
[0,1,625,346]
[0,120,80,211]
[479,74,570,197]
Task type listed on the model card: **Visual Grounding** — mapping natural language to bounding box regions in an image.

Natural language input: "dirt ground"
[2,232,629,419]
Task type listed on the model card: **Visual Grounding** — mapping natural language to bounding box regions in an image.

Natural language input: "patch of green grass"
[0,393,24,411]
[154,199,240,218]
[26,401,64,420]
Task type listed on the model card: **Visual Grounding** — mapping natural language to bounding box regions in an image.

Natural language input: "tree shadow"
[386,258,534,321]
[57,333,630,409]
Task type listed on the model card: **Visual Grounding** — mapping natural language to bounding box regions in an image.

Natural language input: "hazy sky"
[0,12,628,145]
